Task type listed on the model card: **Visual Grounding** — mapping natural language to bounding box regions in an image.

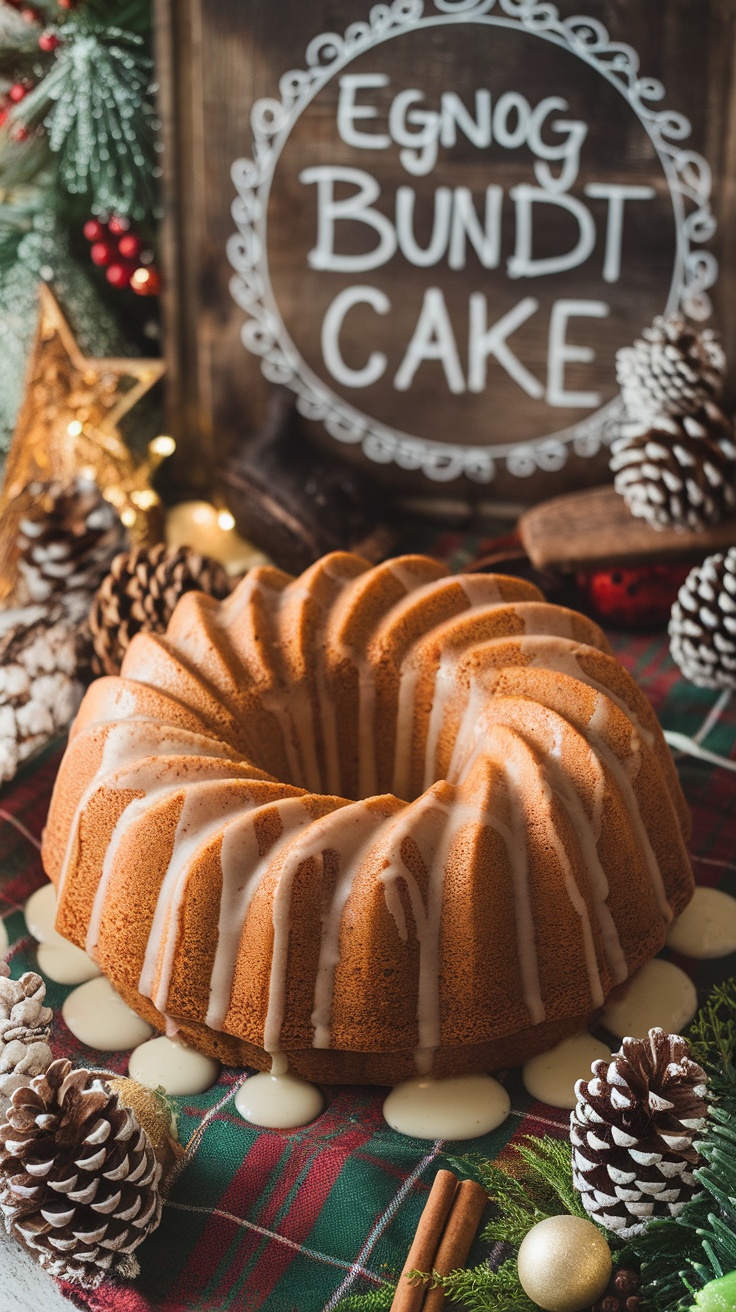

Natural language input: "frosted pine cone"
[0,604,86,785]
[571,1029,708,1238]
[616,316,725,421]
[0,972,53,1117]
[609,404,736,531]
[16,478,125,606]
[669,549,736,687]
[0,1059,162,1287]
[90,543,232,676]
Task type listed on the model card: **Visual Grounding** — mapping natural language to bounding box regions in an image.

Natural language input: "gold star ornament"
[0,284,169,602]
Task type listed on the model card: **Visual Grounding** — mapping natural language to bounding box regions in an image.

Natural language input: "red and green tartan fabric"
[2,585,735,1311]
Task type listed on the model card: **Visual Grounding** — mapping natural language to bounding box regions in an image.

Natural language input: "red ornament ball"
[106,261,134,289]
[83,218,105,242]
[8,82,30,103]
[116,233,143,260]
[107,215,130,236]
[38,30,59,51]
[90,240,115,267]
[576,563,692,629]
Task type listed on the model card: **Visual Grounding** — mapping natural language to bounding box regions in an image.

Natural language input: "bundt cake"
[42,553,694,1084]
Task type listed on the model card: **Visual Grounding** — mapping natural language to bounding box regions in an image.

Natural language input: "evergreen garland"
[0,0,158,463]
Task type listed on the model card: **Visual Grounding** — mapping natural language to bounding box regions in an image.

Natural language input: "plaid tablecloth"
[2,619,735,1312]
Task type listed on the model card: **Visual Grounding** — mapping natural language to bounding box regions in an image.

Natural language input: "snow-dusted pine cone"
[89,542,232,676]
[0,971,53,1117]
[0,1059,162,1287]
[16,478,126,606]
[609,404,736,531]
[616,316,725,421]
[571,1029,708,1238]
[669,548,736,687]
[0,604,86,785]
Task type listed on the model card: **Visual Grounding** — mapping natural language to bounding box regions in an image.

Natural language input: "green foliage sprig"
[335,1137,605,1312]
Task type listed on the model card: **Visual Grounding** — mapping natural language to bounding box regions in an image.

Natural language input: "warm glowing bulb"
[121,508,137,528]
[149,435,176,458]
[67,420,83,437]
[79,465,96,482]
[217,510,235,531]
[131,489,159,510]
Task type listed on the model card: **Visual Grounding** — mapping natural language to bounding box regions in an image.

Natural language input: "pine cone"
[0,603,86,785]
[609,404,736,531]
[0,1058,162,1287]
[0,972,53,1117]
[669,548,736,687]
[16,478,126,606]
[89,543,232,676]
[571,1029,708,1238]
[616,316,725,421]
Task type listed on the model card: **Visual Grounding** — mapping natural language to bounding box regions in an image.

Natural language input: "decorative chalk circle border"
[227,0,718,485]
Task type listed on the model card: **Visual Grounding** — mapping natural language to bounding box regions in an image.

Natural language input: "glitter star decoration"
[0,283,169,601]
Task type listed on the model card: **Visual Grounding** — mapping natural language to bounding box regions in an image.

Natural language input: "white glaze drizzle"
[140,783,257,1010]
[205,796,315,1029]
[378,790,449,1057]
[85,759,244,956]
[310,804,394,1047]
[263,801,382,1054]
[59,720,236,895]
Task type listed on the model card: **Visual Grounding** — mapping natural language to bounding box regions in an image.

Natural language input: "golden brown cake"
[42,553,694,1084]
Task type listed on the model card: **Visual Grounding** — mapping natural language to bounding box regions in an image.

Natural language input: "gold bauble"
[106,1075,185,1182]
[517,1215,612,1312]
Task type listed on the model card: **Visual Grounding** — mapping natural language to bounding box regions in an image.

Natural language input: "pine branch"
[10,17,158,218]
[624,1101,736,1309]
[333,1284,396,1311]
[408,1258,537,1312]
[687,977,736,1090]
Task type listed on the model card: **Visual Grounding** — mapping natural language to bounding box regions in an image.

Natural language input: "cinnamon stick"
[390,1169,459,1312]
[422,1179,488,1312]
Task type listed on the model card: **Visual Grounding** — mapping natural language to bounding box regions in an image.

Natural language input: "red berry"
[107,215,130,235]
[601,1300,619,1312]
[8,82,29,103]
[614,1271,639,1295]
[38,31,60,51]
[130,265,161,296]
[57,0,76,8]
[90,240,114,267]
[106,261,134,289]
[83,219,105,242]
[11,124,30,142]
[625,1299,641,1312]
[116,232,143,260]
[0,109,9,127]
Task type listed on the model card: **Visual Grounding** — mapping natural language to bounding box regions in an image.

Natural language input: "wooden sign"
[155,0,734,508]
